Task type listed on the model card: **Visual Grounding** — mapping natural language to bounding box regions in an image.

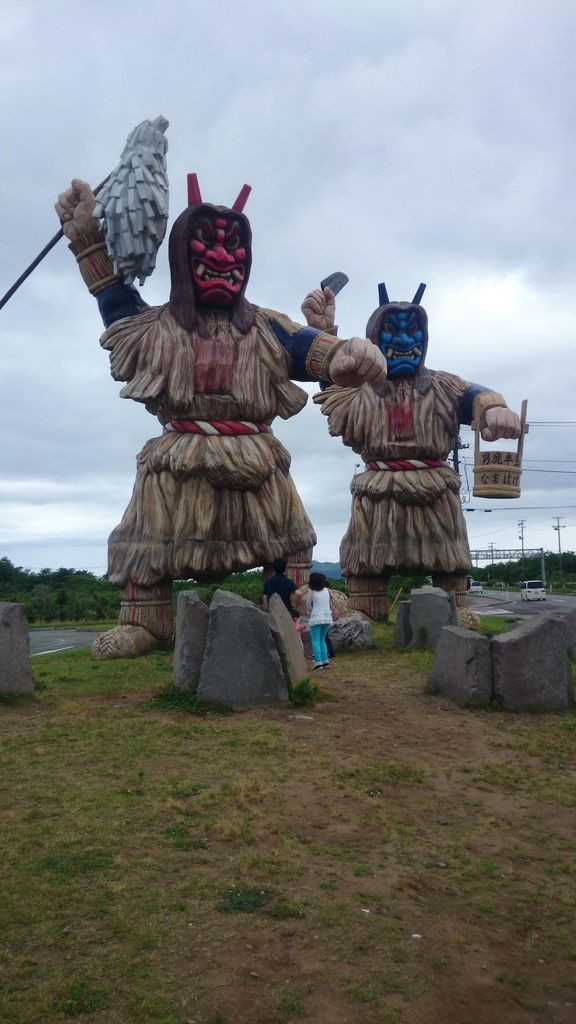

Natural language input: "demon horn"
[412,282,426,304]
[187,173,202,205]
[378,282,389,305]
[231,184,252,212]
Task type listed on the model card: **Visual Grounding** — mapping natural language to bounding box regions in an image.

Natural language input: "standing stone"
[428,626,492,707]
[394,601,413,649]
[549,607,576,660]
[492,614,575,712]
[268,594,307,687]
[329,613,372,651]
[173,591,209,692]
[197,590,288,705]
[408,587,458,651]
[0,603,34,695]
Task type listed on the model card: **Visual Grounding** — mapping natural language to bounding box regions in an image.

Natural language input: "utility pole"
[518,520,526,576]
[552,517,565,582]
[488,541,495,581]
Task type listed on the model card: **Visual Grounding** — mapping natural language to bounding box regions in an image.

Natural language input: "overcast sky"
[1,0,575,578]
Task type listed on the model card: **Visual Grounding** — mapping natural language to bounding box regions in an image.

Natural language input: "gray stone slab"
[0,603,34,694]
[197,590,288,705]
[329,613,372,651]
[549,607,576,660]
[428,626,492,707]
[394,601,413,649]
[408,587,458,650]
[492,614,575,712]
[173,591,209,692]
[268,593,307,687]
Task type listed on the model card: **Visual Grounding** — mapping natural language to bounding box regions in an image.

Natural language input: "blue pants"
[310,623,331,666]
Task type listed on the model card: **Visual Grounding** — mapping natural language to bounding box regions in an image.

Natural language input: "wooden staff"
[0,176,110,311]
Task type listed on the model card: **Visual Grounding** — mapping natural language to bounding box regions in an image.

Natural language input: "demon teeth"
[195,263,242,285]
[387,348,422,360]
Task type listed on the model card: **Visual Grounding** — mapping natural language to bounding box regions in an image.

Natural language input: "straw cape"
[315,371,478,577]
[101,304,317,585]
[313,290,511,620]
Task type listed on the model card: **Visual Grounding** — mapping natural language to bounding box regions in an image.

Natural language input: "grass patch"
[216,885,305,920]
[343,971,407,1004]
[28,645,174,696]
[279,983,307,1020]
[149,682,231,715]
[288,676,319,706]
[53,974,112,1016]
[478,614,515,635]
[38,845,114,876]
[340,760,430,794]
[217,884,269,914]
[1,637,575,1024]
[0,691,37,706]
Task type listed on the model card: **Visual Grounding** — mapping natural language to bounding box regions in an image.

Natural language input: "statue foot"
[91,625,158,660]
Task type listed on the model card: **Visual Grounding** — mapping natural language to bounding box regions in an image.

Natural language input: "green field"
[1,626,575,1024]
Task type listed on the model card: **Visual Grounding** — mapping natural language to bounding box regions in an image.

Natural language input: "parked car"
[468,580,484,596]
[520,580,546,601]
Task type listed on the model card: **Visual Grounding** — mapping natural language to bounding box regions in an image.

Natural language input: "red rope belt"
[163,419,272,436]
[364,458,449,471]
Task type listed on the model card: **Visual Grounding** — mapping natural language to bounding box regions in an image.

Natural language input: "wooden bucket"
[472,399,528,499]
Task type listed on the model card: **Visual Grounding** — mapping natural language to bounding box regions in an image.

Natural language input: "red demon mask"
[168,175,255,333]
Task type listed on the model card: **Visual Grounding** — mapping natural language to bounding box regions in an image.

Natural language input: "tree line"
[5,549,570,626]
[470,550,576,588]
[0,558,121,624]
[0,558,351,626]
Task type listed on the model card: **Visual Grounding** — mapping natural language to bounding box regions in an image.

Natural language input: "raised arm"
[55,179,146,326]
[297,285,387,389]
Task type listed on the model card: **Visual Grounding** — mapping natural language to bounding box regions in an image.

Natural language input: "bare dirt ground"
[1,638,575,1024]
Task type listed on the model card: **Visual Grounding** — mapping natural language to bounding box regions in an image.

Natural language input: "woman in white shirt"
[306,572,333,669]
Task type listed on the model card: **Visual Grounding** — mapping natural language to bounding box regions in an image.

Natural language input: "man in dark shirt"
[263,559,297,614]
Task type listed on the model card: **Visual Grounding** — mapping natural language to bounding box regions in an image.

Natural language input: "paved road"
[470,590,576,616]
[29,629,102,656]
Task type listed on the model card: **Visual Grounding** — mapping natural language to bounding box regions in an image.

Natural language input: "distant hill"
[311,560,343,580]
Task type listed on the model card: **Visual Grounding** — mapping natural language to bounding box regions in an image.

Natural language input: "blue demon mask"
[379,308,425,377]
[365,282,429,379]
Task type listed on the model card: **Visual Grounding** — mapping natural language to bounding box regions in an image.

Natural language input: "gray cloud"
[1,0,575,571]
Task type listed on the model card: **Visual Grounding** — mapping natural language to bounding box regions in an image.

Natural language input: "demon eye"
[193,220,216,246]
[226,233,240,250]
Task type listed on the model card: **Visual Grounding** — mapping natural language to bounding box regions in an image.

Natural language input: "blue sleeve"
[95,282,148,328]
[461,384,490,425]
[269,321,323,382]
